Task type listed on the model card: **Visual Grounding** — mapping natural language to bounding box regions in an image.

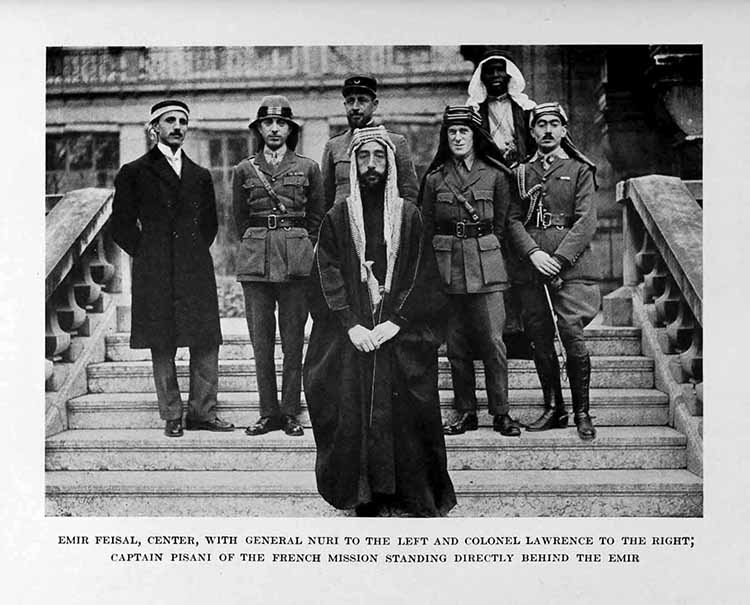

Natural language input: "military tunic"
[320,127,419,210]
[507,152,601,358]
[420,156,512,416]
[232,150,325,418]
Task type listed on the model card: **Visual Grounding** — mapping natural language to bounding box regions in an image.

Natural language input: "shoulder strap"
[515,164,543,226]
[249,158,287,214]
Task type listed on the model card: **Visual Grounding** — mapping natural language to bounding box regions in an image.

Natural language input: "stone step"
[105,324,643,361]
[46,426,686,472]
[87,356,655,393]
[68,388,669,429]
[45,468,703,517]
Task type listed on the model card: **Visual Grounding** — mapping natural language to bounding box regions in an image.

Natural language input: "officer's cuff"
[527,246,541,257]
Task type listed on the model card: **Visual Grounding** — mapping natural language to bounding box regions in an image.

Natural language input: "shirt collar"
[157,141,182,161]
[263,144,287,161]
[531,146,569,164]
[454,150,475,172]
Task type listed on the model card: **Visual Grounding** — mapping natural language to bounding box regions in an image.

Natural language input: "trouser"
[517,280,600,360]
[151,345,219,421]
[446,290,509,415]
[242,281,308,418]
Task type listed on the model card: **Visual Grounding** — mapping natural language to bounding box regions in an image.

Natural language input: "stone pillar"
[119,123,147,165]
[301,118,331,164]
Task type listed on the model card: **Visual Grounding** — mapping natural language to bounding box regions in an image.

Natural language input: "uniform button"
[542,177,547,182]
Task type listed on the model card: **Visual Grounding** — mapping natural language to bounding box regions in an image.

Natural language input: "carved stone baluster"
[679,328,703,383]
[45,301,71,359]
[72,249,103,314]
[643,255,668,308]
[654,276,682,327]
[633,229,657,279]
[89,232,115,287]
[666,300,696,354]
[53,277,87,333]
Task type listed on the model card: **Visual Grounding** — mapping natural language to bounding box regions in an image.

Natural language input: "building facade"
[46,45,702,293]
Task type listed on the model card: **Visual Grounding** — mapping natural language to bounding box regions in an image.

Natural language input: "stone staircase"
[45,316,702,517]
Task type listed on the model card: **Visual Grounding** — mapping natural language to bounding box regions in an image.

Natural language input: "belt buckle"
[455,221,466,238]
[541,212,552,229]
[267,214,277,230]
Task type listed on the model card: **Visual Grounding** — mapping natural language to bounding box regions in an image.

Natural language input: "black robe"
[303,197,456,516]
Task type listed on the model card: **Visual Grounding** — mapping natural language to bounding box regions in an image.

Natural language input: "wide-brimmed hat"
[248,95,299,130]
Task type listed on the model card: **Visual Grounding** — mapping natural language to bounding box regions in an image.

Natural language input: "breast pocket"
[285,228,314,278]
[435,192,456,222]
[241,177,269,212]
[477,234,507,286]
[470,188,496,219]
[282,174,309,209]
[236,227,267,276]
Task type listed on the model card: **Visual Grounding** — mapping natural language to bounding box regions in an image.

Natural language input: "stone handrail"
[46,46,471,93]
[45,188,128,435]
[613,174,702,475]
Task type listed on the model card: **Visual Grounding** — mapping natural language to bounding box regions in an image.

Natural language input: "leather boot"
[526,352,568,431]
[568,353,596,440]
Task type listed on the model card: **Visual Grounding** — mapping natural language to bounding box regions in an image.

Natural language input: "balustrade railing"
[45,188,126,434]
[46,46,471,91]
[616,175,703,457]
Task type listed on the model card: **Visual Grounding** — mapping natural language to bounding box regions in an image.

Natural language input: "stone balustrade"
[46,46,471,93]
[605,174,703,474]
[45,188,128,435]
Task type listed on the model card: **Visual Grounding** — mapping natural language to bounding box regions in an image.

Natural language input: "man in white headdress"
[304,126,456,517]
[467,50,537,169]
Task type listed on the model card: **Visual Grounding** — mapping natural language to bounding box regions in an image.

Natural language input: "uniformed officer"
[320,75,419,210]
[419,105,522,437]
[507,102,600,440]
[232,95,325,437]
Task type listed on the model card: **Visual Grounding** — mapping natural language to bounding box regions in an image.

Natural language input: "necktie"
[541,155,554,171]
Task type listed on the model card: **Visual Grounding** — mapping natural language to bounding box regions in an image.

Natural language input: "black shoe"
[164,419,183,438]
[525,408,569,432]
[575,413,597,440]
[443,412,478,435]
[282,415,304,437]
[245,416,282,436]
[493,414,521,437]
[185,416,234,432]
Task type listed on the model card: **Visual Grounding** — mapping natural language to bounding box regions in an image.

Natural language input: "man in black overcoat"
[111,99,233,437]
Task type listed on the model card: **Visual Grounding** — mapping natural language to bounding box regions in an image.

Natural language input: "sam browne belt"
[434,219,493,239]
[529,212,574,230]
[248,215,306,230]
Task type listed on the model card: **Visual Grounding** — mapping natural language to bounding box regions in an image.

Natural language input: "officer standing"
[232,95,325,437]
[507,102,599,440]
[420,105,522,437]
[320,75,419,210]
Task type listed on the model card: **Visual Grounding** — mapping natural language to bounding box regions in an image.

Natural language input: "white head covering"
[346,126,404,308]
[467,55,536,111]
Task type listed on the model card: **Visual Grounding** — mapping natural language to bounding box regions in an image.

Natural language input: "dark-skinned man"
[320,75,419,211]
[507,102,600,440]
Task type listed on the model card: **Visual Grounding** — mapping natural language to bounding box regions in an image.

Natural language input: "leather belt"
[434,220,493,239]
[249,215,306,230]
[532,212,574,230]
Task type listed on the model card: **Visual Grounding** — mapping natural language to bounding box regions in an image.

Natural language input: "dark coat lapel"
[178,152,201,202]
[145,145,181,190]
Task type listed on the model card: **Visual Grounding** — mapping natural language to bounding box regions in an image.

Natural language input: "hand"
[529,250,562,277]
[348,325,379,353]
[372,320,401,346]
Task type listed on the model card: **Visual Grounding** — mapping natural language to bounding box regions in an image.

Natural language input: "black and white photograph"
[2,1,749,603]
[43,43,703,518]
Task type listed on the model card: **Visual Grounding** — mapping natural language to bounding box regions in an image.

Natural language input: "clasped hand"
[348,321,401,353]
[530,250,562,277]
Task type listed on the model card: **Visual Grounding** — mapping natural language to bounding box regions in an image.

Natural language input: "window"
[45,132,119,194]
